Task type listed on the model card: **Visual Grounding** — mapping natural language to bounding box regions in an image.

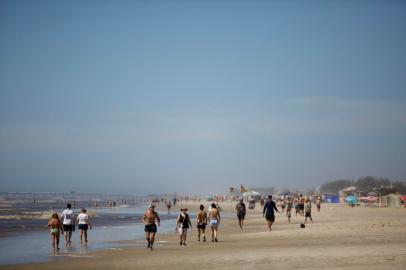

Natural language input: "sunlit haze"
[1,0,405,195]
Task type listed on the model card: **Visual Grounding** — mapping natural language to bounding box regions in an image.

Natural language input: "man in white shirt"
[61,203,75,246]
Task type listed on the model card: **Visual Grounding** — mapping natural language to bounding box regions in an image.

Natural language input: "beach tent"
[206,195,214,201]
[339,186,357,197]
[385,194,401,208]
[367,192,378,197]
[345,195,358,205]
[322,194,340,203]
[359,196,368,203]
[242,191,261,201]
[242,191,261,196]
[367,196,378,202]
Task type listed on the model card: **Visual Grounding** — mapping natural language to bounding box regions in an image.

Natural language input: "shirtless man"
[235,199,246,229]
[142,204,160,250]
[294,198,300,216]
[304,197,313,224]
[208,203,220,242]
[316,196,321,212]
[286,197,293,223]
[299,197,305,216]
[196,204,208,242]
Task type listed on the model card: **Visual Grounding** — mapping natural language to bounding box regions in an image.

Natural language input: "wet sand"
[1,202,406,270]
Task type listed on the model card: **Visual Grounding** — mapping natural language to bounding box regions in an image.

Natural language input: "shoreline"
[1,202,406,269]
[0,204,182,266]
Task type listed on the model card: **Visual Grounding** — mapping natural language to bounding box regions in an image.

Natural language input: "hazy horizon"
[1,1,405,195]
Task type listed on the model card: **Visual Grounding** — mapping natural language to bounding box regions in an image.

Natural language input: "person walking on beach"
[259,197,265,208]
[176,208,192,246]
[280,199,286,213]
[61,203,75,246]
[286,198,293,223]
[304,197,313,224]
[196,204,208,242]
[208,203,220,242]
[299,197,305,216]
[235,199,246,229]
[316,196,321,212]
[47,213,62,253]
[294,198,300,216]
[143,204,160,250]
[263,195,279,232]
[77,208,92,244]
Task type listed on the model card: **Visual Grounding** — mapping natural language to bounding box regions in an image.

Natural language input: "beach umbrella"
[367,196,378,202]
[345,195,358,204]
[360,196,368,203]
[242,191,261,197]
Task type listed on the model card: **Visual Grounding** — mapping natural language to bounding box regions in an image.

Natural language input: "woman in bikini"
[208,203,220,242]
[47,213,63,253]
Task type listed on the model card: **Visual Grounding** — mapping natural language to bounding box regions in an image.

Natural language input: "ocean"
[0,199,183,266]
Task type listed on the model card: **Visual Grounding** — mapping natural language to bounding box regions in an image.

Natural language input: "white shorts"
[209,219,219,228]
[178,227,188,236]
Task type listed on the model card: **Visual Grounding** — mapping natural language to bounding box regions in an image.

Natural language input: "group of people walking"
[235,195,280,231]
[47,203,92,253]
[48,196,318,253]
[142,203,221,250]
[143,195,317,251]
[276,196,318,224]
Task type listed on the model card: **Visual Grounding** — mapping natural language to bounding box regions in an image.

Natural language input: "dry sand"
[2,202,406,270]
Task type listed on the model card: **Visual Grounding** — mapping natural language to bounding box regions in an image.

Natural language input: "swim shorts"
[144,224,157,233]
[78,224,88,230]
[178,227,188,235]
[197,223,206,229]
[209,219,219,227]
[305,212,311,218]
[63,224,73,232]
[237,214,245,220]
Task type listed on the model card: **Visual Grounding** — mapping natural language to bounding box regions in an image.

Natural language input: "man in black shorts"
[263,195,279,232]
[235,199,246,229]
[304,197,313,224]
[61,203,75,246]
[143,204,160,250]
[196,204,207,242]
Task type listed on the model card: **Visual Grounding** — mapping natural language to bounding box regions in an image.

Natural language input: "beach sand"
[1,202,406,270]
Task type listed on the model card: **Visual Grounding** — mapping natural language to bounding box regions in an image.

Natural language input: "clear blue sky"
[1,0,405,195]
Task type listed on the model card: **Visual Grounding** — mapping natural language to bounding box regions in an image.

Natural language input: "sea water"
[0,204,182,265]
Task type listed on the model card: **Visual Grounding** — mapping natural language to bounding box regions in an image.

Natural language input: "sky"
[0,0,405,195]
